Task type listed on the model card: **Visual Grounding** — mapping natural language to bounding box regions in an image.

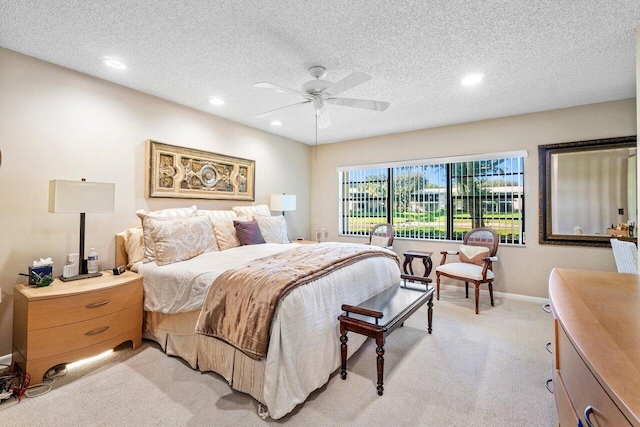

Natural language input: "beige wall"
[311,99,637,299]
[0,48,311,355]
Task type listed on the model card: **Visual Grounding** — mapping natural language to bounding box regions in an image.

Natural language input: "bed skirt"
[143,310,267,404]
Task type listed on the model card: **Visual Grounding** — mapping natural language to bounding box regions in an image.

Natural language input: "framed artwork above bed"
[146,140,255,201]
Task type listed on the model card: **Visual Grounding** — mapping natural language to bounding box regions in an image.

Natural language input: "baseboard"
[438,284,549,305]
[0,353,11,367]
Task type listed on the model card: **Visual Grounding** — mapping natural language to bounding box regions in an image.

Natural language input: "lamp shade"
[270,194,296,212]
[49,180,115,213]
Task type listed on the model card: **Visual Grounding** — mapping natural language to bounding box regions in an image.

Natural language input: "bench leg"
[376,338,384,396]
[465,282,469,298]
[427,295,433,334]
[340,324,348,380]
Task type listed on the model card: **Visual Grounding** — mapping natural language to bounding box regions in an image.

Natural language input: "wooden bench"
[338,274,434,395]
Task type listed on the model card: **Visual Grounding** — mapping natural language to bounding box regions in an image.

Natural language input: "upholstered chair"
[368,223,394,249]
[435,228,499,314]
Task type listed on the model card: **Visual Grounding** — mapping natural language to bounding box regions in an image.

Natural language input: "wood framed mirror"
[539,136,637,247]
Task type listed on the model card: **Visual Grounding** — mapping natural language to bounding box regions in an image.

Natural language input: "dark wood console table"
[338,275,434,396]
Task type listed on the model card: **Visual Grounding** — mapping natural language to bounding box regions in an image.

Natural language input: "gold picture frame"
[146,140,255,201]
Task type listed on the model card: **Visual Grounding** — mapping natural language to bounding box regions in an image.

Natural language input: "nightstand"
[12,270,143,385]
[294,240,318,244]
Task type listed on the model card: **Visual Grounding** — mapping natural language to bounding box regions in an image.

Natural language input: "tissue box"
[29,266,53,287]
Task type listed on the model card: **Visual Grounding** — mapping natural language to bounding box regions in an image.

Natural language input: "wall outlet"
[68,253,79,266]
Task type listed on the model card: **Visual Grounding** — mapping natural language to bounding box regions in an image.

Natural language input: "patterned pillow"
[197,209,237,219]
[254,214,289,244]
[124,227,145,268]
[210,216,249,250]
[137,205,198,262]
[234,220,266,246]
[459,244,490,266]
[146,215,218,266]
[232,205,271,220]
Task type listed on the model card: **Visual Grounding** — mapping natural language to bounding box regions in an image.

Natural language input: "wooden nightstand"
[12,270,143,385]
[293,240,318,244]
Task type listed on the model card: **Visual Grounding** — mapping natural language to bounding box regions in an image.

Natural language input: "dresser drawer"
[554,370,580,427]
[26,304,142,359]
[28,280,142,330]
[557,325,632,426]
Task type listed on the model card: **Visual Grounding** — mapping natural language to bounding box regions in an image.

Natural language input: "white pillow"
[232,205,270,220]
[210,216,249,250]
[124,227,145,268]
[370,235,390,247]
[146,215,218,266]
[137,205,197,262]
[197,209,237,218]
[254,215,289,244]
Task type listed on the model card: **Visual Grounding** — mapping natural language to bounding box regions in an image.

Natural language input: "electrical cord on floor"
[24,366,68,398]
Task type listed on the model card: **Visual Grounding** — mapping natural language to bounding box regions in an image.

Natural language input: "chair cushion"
[436,262,494,281]
[459,244,490,266]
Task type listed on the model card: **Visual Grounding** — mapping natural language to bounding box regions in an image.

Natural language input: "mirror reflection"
[539,136,637,246]
[551,147,637,236]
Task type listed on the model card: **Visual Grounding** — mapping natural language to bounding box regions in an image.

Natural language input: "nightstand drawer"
[26,304,142,359]
[28,280,142,330]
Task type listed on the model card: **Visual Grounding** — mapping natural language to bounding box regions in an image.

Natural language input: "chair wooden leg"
[465,282,469,298]
[436,273,441,300]
[474,283,480,314]
[488,282,494,306]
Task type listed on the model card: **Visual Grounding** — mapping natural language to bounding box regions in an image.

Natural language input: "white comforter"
[138,242,401,419]
[138,243,302,313]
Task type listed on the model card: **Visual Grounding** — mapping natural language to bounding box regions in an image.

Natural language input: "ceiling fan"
[254,66,390,129]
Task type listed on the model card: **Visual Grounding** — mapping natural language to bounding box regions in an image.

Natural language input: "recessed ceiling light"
[270,121,282,126]
[102,58,127,70]
[208,97,225,106]
[462,73,484,86]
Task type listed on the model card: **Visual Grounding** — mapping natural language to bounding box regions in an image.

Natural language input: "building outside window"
[338,151,526,245]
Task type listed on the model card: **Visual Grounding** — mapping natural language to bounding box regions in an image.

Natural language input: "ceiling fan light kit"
[254,65,390,132]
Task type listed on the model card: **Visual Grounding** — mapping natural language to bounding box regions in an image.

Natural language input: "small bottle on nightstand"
[87,248,99,274]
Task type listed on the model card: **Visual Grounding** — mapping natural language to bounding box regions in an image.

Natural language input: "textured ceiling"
[0,1,638,145]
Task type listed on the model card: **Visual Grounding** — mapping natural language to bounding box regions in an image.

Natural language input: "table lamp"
[270,193,296,217]
[48,179,115,276]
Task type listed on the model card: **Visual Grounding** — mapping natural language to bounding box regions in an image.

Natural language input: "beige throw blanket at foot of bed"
[195,243,399,359]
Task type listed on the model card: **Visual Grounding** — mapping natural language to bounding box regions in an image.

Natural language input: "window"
[338,152,526,244]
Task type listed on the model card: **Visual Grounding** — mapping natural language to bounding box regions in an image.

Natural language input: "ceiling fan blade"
[322,72,372,96]
[316,108,332,129]
[326,97,390,112]
[255,101,310,118]
[254,82,312,99]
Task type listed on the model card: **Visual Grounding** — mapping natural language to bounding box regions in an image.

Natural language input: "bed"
[116,205,401,419]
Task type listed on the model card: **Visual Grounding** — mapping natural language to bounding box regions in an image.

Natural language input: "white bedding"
[138,243,303,313]
[138,242,401,419]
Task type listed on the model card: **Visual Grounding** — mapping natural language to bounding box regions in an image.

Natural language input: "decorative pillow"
[124,227,145,268]
[137,205,197,262]
[210,216,249,250]
[459,244,490,266]
[234,220,266,246]
[146,215,217,266]
[254,214,289,244]
[232,205,271,220]
[370,235,390,247]
[197,209,237,219]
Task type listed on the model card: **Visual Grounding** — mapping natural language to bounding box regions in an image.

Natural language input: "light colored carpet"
[0,290,554,426]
